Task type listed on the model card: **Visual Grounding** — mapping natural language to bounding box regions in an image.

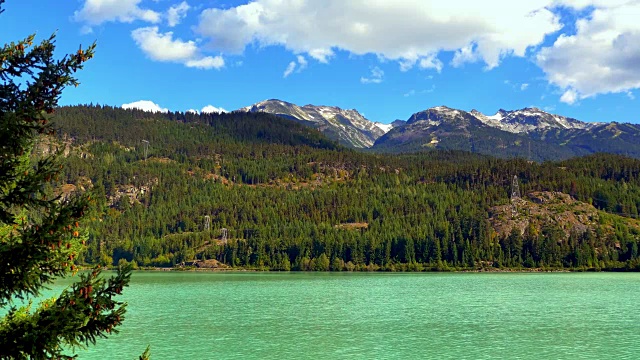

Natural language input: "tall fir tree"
[0,1,139,358]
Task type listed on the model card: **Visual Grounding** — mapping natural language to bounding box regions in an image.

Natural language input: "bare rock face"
[107,178,158,206]
[489,191,600,239]
[192,259,229,269]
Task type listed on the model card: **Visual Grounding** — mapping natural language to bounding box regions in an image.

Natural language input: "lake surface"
[31,272,640,359]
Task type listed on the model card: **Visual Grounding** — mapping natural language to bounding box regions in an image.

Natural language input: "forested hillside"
[49,105,640,271]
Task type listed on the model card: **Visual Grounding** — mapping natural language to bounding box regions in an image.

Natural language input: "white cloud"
[283,61,297,78]
[560,89,578,104]
[79,0,640,102]
[399,59,416,72]
[308,49,334,63]
[296,55,308,71]
[419,54,443,72]
[132,26,197,61]
[504,80,530,92]
[452,44,480,68]
[131,26,224,69]
[201,105,228,113]
[361,66,384,84]
[122,100,169,113]
[195,0,561,71]
[404,86,436,97]
[186,106,227,114]
[283,55,308,77]
[167,1,190,27]
[80,25,94,35]
[627,91,635,100]
[404,90,416,97]
[186,56,225,69]
[538,1,640,102]
[74,0,160,29]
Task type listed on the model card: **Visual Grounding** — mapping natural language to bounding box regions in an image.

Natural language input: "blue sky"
[1,0,638,124]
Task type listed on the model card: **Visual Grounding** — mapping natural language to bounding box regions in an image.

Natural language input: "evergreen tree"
[0,2,138,358]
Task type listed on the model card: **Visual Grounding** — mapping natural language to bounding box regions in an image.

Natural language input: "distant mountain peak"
[374,104,640,160]
[407,106,474,126]
[466,107,596,134]
[239,100,614,151]
[239,99,388,148]
[259,98,290,105]
[430,105,455,111]
[427,106,464,116]
[522,106,543,111]
[391,119,407,127]
[242,99,287,111]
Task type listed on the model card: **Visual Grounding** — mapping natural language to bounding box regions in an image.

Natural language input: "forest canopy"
[47,104,640,272]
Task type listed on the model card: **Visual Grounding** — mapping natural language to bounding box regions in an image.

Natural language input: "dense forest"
[46,105,640,271]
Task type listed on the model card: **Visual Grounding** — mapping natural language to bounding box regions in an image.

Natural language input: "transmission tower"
[511,175,521,200]
[511,175,521,216]
[204,215,211,231]
[142,140,150,161]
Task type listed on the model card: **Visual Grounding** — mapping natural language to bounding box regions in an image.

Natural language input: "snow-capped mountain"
[373,105,640,160]
[403,106,597,134]
[470,107,599,134]
[240,99,394,148]
[406,106,484,127]
[238,100,640,159]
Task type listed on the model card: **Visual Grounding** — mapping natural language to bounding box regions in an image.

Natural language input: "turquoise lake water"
[17,272,640,359]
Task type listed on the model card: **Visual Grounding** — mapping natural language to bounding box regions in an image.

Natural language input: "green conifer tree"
[0,2,138,358]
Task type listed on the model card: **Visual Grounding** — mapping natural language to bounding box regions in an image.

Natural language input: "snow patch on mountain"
[374,122,394,133]
[470,107,597,134]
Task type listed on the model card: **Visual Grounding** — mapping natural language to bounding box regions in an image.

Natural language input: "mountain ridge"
[240,99,391,148]
[237,99,640,160]
[373,105,640,160]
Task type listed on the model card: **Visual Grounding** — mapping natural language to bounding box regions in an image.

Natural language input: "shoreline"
[85,266,639,273]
